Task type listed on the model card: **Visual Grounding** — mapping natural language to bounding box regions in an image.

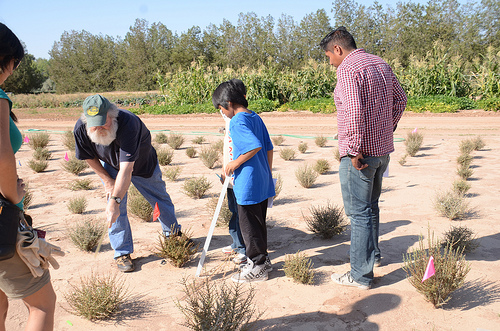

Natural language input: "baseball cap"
[82,94,111,127]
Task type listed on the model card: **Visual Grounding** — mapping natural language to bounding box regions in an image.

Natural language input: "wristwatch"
[110,196,122,204]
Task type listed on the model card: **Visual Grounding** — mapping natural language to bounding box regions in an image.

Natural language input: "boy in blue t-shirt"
[212,80,275,283]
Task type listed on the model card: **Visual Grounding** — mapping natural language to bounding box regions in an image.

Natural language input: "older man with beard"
[73,94,181,272]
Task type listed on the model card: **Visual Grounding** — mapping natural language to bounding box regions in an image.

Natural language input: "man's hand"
[106,198,120,228]
[351,154,368,170]
[225,160,238,176]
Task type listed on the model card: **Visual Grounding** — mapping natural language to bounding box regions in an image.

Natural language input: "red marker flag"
[64,152,69,161]
[421,256,435,282]
[153,202,160,222]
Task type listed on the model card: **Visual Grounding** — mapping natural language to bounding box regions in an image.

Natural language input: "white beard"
[87,119,118,146]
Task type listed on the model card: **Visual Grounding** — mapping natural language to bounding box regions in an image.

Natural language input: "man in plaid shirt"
[320,27,407,289]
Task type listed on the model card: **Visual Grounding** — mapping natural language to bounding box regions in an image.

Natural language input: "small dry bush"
[279,147,296,161]
[304,202,346,239]
[28,132,50,149]
[207,195,232,227]
[459,139,475,154]
[28,159,48,173]
[67,196,87,214]
[62,130,75,151]
[298,141,308,153]
[128,185,153,221]
[315,135,328,147]
[283,251,315,285]
[212,139,224,153]
[273,172,283,200]
[441,225,479,254]
[156,228,198,267]
[314,159,331,174]
[69,178,94,191]
[399,153,408,165]
[295,164,318,188]
[157,147,174,166]
[271,135,285,146]
[33,147,51,161]
[177,277,260,330]
[183,176,212,199]
[457,164,473,180]
[163,165,182,181]
[199,146,220,169]
[452,179,471,195]
[167,133,185,150]
[434,190,470,220]
[333,147,341,162]
[23,183,33,210]
[68,217,106,251]
[405,131,424,156]
[65,272,129,320]
[154,132,169,144]
[456,153,473,168]
[471,136,485,151]
[402,230,470,308]
[192,136,205,144]
[185,146,197,158]
[62,156,89,175]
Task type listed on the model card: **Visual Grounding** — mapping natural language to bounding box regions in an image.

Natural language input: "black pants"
[237,199,268,265]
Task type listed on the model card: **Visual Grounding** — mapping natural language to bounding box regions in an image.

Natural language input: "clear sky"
[1,0,427,59]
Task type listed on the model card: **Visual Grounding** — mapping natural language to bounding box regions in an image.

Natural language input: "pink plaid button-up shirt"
[334,49,407,157]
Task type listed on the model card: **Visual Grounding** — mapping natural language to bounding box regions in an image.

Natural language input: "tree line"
[2,0,499,95]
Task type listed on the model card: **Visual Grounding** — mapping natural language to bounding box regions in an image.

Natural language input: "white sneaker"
[221,245,235,254]
[232,253,247,265]
[264,256,273,271]
[331,271,370,290]
[231,260,268,283]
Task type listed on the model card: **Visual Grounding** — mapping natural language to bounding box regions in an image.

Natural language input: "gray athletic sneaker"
[331,271,370,290]
[231,260,268,283]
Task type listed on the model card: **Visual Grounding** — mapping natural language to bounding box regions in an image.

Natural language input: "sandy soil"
[5,109,500,330]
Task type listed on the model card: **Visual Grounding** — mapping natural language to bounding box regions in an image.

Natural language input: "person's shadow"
[254,293,401,330]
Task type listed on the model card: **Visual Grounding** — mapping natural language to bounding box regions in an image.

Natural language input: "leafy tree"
[2,53,45,93]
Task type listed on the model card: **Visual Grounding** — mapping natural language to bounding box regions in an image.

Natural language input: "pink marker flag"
[153,202,160,222]
[422,256,436,282]
[412,127,418,133]
[23,136,29,143]
[64,152,69,161]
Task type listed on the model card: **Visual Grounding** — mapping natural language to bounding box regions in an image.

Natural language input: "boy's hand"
[225,161,238,176]
[219,173,226,184]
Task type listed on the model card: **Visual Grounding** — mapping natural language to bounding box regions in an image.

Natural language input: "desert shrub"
[65,272,129,320]
[402,231,470,308]
[295,164,318,188]
[405,131,424,156]
[207,195,232,227]
[28,159,48,173]
[154,132,169,144]
[177,277,259,330]
[186,146,197,158]
[156,228,198,267]
[157,147,174,166]
[212,139,224,154]
[163,166,182,181]
[441,225,479,254]
[471,136,486,151]
[399,153,408,165]
[315,135,328,147]
[283,251,315,285]
[459,139,475,154]
[62,156,89,175]
[298,141,308,153]
[68,217,106,251]
[68,178,94,191]
[434,190,470,220]
[62,130,75,151]
[456,153,473,167]
[273,172,283,200]
[279,147,296,161]
[271,135,285,146]
[33,147,51,161]
[192,136,205,144]
[333,147,341,162]
[27,132,50,149]
[67,196,87,214]
[452,179,471,195]
[457,164,473,180]
[199,147,220,169]
[183,176,212,199]
[128,185,153,221]
[23,183,33,210]
[304,202,346,239]
[314,159,330,174]
[167,133,185,150]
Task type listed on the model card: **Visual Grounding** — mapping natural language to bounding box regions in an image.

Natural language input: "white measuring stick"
[195,176,230,277]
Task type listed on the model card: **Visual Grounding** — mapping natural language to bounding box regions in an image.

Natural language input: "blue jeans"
[339,154,389,286]
[103,162,179,258]
[227,188,245,255]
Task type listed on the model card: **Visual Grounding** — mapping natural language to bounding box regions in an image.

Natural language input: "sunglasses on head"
[13,59,21,70]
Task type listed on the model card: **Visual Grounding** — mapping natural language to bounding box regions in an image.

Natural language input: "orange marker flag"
[64,152,69,161]
[422,256,435,282]
[153,202,160,222]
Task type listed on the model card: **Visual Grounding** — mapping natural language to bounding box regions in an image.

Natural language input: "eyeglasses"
[13,59,21,70]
